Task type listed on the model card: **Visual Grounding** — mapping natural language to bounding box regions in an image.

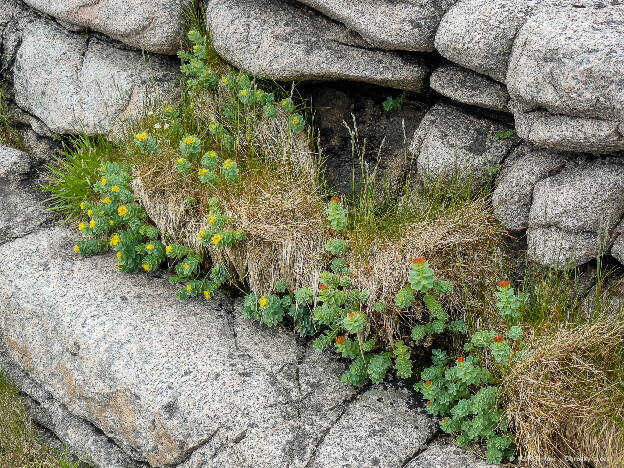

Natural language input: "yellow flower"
[99,165,106,172]
[110,235,121,246]
[146,243,154,251]
[116,251,122,259]
[112,185,120,192]
[135,133,148,141]
[99,210,104,215]
[118,205,129,216]
[292,116,299,126]
[78,222,86,231]
[221,76,228,84]
[209,151,217,158]
[73,245,80,253]
[109,220,115,226]
[87,209,93,216]
[80,202,85,210]
[89,219,96,228]
[184,136,197,145]
[241,89,247,96]
[166,245,173,254]
[143,263,151,272]
[210,124,217,131]
[193,45,199,51]
[211,234,222,245]
[117,262,122,270]
[183,262,190,270]
[101,178,107,185]
[208,215,217,225]
[203,290,211,300]
[165,105,173,113]
[259,296,268,308]
[177,158,185,164]
[186,284,192,292]
[235,229,243,236]
[223,159,234,169]
[281,99,288,106]
[198,168,208,176]
[188,30,195,35]
[197,230,206,240]
[102,197,111,204]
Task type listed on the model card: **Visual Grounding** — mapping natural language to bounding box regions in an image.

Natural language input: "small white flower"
[147,111,154,116]
[153,123,162,129]
[163,123,170,129]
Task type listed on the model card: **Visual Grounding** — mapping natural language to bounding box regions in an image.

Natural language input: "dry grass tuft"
[349,196,506,347]
[504,317,624,467]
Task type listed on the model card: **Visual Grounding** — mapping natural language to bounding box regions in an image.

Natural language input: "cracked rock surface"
[206,0,430,91]
[0,219,476,467]
[2,0,179,137]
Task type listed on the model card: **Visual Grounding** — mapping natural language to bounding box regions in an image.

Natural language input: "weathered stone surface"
[0,227,440,466]
[411,103,517,182]
[434,0,620,83]
[11,16,179,136]
[512,104,624,154]
[207,0,430,91]
[306,83,428,194]
[310,386,436,468]
[430,64,510,112]
[0,145,53,244]
[506,7,624,153]
[295,0,456,52]
[528,158,624,268]
[612,220,624,265]
[405,439,493,467]
[22,0,184,54]
[492,144,570,231]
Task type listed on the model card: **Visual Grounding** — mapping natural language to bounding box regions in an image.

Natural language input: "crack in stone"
[399,427,442,467]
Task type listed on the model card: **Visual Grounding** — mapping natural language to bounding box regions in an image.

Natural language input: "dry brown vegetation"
[504,317,624,467]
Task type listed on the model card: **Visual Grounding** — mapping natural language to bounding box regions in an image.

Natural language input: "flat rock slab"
[22,0,185,54]
[0,227,439,467]
[295,0,456,52]
[9,7,179,136]
[207,0,430,91]
[406,439,493,467]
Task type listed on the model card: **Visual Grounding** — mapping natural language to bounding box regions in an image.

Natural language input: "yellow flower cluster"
[78,222,86,231]
[146,243,154,251]
[208,151,217,158]
[166,246,173,254]
[89,219,96,228]
[177,158,185,164]
[208,215,217,225]
[223,159,235,169]
[112,185,120,192]
[118,205,129,216]
[198,168,208,176]
[143,263,151,271]
[74,245,80,253]
[259,296,268,308]
[203,290,211,299]
[110,235,120,246]
[102,197,111,204]
[184,136,197,145]
[211,234,222,245]
[135,133,148,141]
[101,178,107,185]
[197,230,207,240]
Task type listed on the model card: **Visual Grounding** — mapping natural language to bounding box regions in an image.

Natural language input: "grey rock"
[512,104,624,154]
[0,227,439,466]
[295,0,456,52]
[405,439,494,467]
[507,7,624,122]
[0,354,137,467]
[612,220,624,265]
[12,17,179,136]
[310,386,436,468]
[307,83,428,194]
[0,145,53,244]
[207,0,430,91]
[492,144,570,231]
[528,158,624,268]
[411,103,517,183]
[22,0,185,54]
[430,64,510,112]
[434,0,620,83]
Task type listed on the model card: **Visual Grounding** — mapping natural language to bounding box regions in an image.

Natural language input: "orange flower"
[493,334,503,343]
[412,257,426,265]
[335,336,345,345]
[441,418,447,424]
[497,280,511,288]
[424,380,432,387]
[319,283,328,290]
[427,401,433,407]
[330,196,341,203]
[348,312,355,318]
[457,356,465,363]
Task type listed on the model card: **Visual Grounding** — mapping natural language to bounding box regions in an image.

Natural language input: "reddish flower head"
[441,418,447,424]
[457,356,465,363]
[497,280,511,289]
[348,312,355,318]
[493,334,503,343]
[424,380,432,387]
[335,335,345,345]
[319,283,329,290]
[331,196,341,203]
[427,401,433,407]
[412,256,427,265]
